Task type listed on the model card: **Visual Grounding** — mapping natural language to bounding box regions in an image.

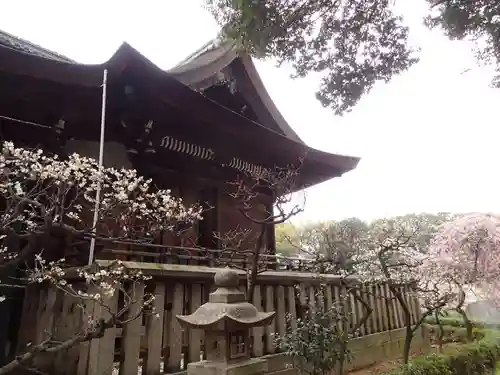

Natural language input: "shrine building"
[0,29,359,261]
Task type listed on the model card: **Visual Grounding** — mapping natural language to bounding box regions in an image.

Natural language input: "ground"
[349,359,400,375]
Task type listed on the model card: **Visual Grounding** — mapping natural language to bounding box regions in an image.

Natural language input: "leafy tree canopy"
[425,0,500,85]
[205,0,500,115]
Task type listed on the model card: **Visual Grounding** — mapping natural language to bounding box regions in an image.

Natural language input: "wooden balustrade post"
[120,282,145,375]
[145,282,166,375]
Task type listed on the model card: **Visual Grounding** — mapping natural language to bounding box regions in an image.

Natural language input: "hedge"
[381,331,500,375]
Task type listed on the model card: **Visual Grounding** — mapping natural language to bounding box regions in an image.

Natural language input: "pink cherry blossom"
[429,213,500,302]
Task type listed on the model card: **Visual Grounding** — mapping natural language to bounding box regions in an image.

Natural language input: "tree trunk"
[457,308,473,341]
[402,324,413,364]
[246,227,265,302]
[435,311,444,352]
[387,284,413,364]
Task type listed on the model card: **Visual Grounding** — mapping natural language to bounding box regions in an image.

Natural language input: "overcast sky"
[1,0,499,223]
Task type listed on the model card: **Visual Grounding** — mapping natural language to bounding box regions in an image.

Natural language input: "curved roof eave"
[0,29,76,63]
[168,40,304,144]
[0,40,360,185]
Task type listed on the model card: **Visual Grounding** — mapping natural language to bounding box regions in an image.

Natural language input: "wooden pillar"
[264,285,276,354]
[367,284,377,334]
[16,284,39,355]
[335,285,345,332]
[120,282,145,375]
[379,284,390,331]
[276,285,286,337]
[252,285,265,357]
[167,283,184,372]
[287,285,297,330]
[95,289,119,375]
[145,282,166,375]
[188,284,203,364]
[34,287,58,371]
[325,284,333,311]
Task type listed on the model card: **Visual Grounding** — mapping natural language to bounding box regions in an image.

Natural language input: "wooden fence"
[97,243,343,272]
[17,262,421,375]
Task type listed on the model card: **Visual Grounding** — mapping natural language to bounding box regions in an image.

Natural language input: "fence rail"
[18,262,421,375]
[96,241,339,272]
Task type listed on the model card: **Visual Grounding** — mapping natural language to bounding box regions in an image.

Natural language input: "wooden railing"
[97,243,344,272]
[19,262,421,375]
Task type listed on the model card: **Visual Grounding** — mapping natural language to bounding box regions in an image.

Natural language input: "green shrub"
[425,324,484,344]
[424,316,477,329]
[424,314,500,331]
[381,331,500,375]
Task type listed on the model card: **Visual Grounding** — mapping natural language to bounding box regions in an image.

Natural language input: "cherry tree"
[429,213,500,334]
[0,141,202,374]
[430,213,500,290]
[355,215,457,363]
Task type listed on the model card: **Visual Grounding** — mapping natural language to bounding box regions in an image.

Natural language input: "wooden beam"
[95,260,361,285]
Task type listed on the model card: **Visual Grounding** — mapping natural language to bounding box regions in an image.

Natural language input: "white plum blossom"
[0,141,203,264]
[0,141,196,337]
[0,141,201,307]
[0,142,185,373]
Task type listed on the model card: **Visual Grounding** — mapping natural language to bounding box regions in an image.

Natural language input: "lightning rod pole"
[88,69,108,266]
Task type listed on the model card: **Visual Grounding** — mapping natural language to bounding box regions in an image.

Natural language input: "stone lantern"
[176,268,275,375]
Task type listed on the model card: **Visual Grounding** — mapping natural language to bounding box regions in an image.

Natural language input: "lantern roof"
[176,269,274,330]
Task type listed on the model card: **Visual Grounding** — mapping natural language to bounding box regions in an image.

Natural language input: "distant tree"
[204,1,500,115]
[298,218,370,273]
[275,213,461,363]
[292,213,450,272]
[371,213,453,253]
[275,222,301,257]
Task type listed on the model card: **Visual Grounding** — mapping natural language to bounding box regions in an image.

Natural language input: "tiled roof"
[0,29,74,63]
[170,40,305,144]
[0,31,360,185]
[169,38,232,74]
[0,29,304,144]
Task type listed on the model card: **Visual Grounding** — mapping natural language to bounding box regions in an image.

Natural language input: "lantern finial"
[214,268,239,288]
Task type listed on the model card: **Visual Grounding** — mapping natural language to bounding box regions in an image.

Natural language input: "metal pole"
[88,69,108,266]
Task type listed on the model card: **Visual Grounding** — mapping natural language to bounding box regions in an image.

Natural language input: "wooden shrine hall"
[0,29,359,260]
[0,30,361,368]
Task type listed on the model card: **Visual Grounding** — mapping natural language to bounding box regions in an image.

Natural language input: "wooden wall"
[96,183,276,267]
[218,191,272,250]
